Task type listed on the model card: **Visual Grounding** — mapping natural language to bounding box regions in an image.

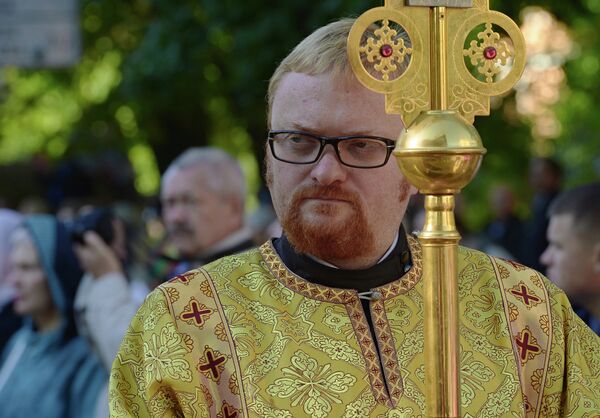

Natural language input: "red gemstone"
[380,44,393,58]
[483,46,497,60]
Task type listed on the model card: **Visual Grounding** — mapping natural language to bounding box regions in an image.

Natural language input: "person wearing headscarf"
[0,209,23,353]
[0,215,106,418]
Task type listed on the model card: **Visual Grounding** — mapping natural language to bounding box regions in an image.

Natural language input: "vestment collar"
[271,225,412,293]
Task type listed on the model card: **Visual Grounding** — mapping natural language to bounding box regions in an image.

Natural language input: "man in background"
[157,147,254,279]
[522,157,562,272]
[541,182,600,335]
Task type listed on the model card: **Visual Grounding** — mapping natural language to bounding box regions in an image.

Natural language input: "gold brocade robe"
[110,237,600,417]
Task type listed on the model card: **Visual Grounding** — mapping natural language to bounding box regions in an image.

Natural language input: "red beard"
[281,184,375,261]
[266,154,413,263]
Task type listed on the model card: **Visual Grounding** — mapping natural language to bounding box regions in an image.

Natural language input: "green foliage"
[0,0,598,222]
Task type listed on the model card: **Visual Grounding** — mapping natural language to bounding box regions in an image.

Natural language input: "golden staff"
[348,1,526,416]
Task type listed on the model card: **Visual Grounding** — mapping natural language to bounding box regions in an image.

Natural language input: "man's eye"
[346,139,383,152]
[350,140,369,149]
[288,135,311,144]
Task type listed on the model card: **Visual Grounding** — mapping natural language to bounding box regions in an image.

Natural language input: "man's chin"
[171,240,196,258]
[12,301,27,316]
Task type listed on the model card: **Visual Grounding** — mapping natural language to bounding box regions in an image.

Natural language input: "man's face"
[7,238,54,318]
[540,214,599,301]
[161,166,236,258]
[267,72,415,267]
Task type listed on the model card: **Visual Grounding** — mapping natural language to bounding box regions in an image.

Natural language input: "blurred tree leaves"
[0,0,598,224]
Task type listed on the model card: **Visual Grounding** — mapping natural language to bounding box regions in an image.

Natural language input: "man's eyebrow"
[287,123,382,137]
[287,123,314,132]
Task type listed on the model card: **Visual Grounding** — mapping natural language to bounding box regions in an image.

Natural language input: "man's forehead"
[549,213,575,236]
[162,165,210,194]
[10,239,38,260]
[271,71,403,137]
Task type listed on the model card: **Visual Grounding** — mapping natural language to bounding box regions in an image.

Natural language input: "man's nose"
[540,247,552,266]
[165,204,186,224]
[310,146,348,185]
[6,269,19,286]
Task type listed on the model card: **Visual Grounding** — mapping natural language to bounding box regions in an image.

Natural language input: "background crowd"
[1,0,600,417]
[0,148,599,418]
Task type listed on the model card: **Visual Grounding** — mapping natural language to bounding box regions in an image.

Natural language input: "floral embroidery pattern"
[148,386,177,416]
[343,390,376,418]
[322,306,353,335]
[309,334,362,364]
[530,368,545,393]
[238,271,294,305]
[165,286,179,303]
[215,323,228,342]
[272,311,314,344]
[460,351,494,407]
[378,408,415,418]
[267,350,356,418]
[228,374,239,395]
[465,285,506,339]
[199,279,213,297]
[224,307,263,357]
[142,291,168,331]
[539,315,550,336]
[143,322,193,383]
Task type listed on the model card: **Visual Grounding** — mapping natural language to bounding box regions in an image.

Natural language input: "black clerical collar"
[272,226,411,293]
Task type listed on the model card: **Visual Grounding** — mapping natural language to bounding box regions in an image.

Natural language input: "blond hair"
[267,18,411,123]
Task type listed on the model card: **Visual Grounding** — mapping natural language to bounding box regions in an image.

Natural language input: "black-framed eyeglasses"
[267,130,396,169]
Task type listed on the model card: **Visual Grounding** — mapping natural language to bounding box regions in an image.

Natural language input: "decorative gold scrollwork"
[387,82,429,114]
[448,85,487,122]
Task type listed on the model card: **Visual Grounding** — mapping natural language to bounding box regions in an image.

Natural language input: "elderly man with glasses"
[110,18,599,417]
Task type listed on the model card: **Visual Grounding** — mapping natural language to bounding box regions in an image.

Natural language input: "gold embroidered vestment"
[110,237,600,417]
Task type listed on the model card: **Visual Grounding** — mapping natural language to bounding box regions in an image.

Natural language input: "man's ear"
[225,196,245,220]
[592,241,600,274]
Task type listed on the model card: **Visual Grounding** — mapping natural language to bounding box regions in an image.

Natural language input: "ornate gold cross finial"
[348,2,526,418]
[348,0,526,125]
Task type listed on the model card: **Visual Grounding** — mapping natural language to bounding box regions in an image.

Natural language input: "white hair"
[163,147,246,208]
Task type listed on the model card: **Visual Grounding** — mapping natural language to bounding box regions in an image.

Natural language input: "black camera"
[70,208,114,245]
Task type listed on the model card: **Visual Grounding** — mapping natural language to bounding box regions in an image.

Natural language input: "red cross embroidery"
[503,259,526,270]
[198,347,226,381]
[221,403,238,418]
[181,300,212,326]
[515,330,541,361]
[170,274,190,284]
[510,284,541,306]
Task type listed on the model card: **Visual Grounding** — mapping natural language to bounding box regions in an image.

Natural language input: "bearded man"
[110,18,599,417]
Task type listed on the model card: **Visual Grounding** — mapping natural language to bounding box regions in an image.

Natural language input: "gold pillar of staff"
[348,1,526,416]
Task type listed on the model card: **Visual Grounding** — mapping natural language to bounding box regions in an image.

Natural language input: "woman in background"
[0,214,106,418]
